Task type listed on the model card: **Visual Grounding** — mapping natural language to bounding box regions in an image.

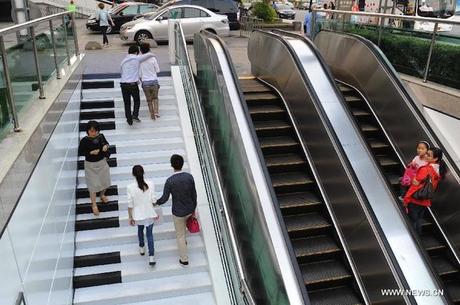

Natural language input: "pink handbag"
[186,212,200,233]
[401,165,417,186]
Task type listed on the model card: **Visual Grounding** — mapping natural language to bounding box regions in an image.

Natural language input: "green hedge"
[252,2,277,22]
[327,24,460,89]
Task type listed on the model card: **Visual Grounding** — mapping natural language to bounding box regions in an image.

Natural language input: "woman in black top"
[78,120,111,216]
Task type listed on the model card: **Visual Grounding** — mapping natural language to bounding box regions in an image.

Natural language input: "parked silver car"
[120,4,230,43]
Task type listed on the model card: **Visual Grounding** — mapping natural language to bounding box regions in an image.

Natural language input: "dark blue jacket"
[156,172,197,217]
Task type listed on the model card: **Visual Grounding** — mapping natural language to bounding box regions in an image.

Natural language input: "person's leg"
[415,206,426,235]
[146,224,155,256]
[408,203,424,234]
[137,225,145,252]
[121,85,133,124]
[173,214,190,263]
[142,85,155,119]
[100,26,108,45]
[153,84,160,117]
[132,85,141,120]
[90,192,99,216]
[99,189,108,203]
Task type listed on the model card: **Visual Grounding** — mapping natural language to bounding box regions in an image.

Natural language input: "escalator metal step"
[244,92,280,101]
[254,120,291,132]
[376,155,399,167]
[344,96,362,103]
[421,234,445,252]
[259,136,299,149]
[265,154,306,167]
[368,139,389,149]
[284,212,331,234]
[386,173,400,186]
[300,259,352,286]
[445,281,460,303]
[360,123,379,132]
[240,81,272,93]
[337,84,354,93]
[278,192,322,210]
[432,256,459,276]
[308,285,363,305]
[351,108,371,116]
[249,105,285,115]
[271,172,314,188]
[292,235,340,259]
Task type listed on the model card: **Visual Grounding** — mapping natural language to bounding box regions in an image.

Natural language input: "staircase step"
[80,110,115,120]
[432,256,459,277]
[75,216,120,231]
[271,172,314,188]
[74,252,121,268]
[308,285,363,305]
[284,212,331,236]
[82,80,114,89]
[81,100,114,110]
[278,192,322,211]
[73,271,121,289]
[78,158,117,170]
[76,185,118,199]
[128,292,216,305]
[300,259,352,288]
[292,235,341,261]
[73,272,212,305]
[76,200,119,215]
[80,126,182,143]
[79,121,115,132]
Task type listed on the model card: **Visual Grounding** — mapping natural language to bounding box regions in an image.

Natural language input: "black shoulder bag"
[412,175,434,200]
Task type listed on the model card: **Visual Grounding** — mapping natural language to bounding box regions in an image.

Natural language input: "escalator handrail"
[196,30,309,305]
[256,29,447,304]
[316,30,460,268]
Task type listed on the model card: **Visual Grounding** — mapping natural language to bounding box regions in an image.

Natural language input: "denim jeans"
[137,224,154,256]
[407,203,426,234]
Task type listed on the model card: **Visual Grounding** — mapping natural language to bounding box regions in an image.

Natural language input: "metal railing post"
[48,19,60,79]
[30,26,45,99]
[62,15,71,66]
[423,22,438,83]
[0,36,20,131]
[311,11,317,40]
[70,13,80,56]
[377,16,385,46]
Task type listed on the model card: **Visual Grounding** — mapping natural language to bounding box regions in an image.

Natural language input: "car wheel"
[134,30,153,44]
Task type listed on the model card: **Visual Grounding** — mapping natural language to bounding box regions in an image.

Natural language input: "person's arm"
[150,182,157,204]
[136,53,155,63]
[127,187,135,226]
[191,177,197,207]
[100,134,109,152]
[107,11,114,26]
[412,167,429,186]
[154,57,160,73]
[156,179,171,205]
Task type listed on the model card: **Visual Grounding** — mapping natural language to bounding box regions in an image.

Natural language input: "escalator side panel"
[247,31,406,304]
[314,31,460,257]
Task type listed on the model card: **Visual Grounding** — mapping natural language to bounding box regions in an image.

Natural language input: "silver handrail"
[0,12,80,132]
[173,22,256,305]
[311,9,460,83]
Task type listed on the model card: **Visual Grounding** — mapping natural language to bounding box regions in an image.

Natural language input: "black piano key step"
[76,216,120,231]
[80,110,115,120]
[81,100,115,110]
[74,252,121,268]
[77,185,118,199]
[78,158,117,170]
[77,200,119,215]
[73,271,121,289]
[79,121,115,132]
[78,145,117,156]
[82,80,114,89]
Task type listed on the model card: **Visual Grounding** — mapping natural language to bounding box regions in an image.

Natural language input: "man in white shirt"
[139,42,161,120]
[120,46,154,125]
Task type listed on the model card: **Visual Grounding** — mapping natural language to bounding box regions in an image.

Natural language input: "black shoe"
[127,120,133,125]
[179,259,189,267]
[133,117,141,123]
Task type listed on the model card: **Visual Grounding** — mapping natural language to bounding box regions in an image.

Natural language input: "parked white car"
[120,5,230,43]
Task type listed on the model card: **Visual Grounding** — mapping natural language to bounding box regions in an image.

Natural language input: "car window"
[183,7,202,18]
[158,7,182,20]
[120,5,139,15]
[139,4,156,14]
[200,9,210,17]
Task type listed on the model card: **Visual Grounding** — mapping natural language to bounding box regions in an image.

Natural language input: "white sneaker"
[149,256,156,266]
[139,246,145,256]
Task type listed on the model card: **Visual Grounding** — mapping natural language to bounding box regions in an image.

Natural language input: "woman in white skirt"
[78,120,111,216]
[128,165,158,266]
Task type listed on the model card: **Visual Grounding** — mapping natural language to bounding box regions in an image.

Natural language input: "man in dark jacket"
[156,154,197,266]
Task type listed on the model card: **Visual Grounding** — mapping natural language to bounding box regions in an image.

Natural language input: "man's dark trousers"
[120,83,140,124]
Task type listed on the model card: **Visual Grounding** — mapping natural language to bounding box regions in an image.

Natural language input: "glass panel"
[428,34,460,89]
[183,8,201,18]
[0,56,10,140]
[52,21,68,68]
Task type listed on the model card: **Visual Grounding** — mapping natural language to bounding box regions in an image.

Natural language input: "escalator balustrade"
[240,78,364,305]
[338,82,460,304]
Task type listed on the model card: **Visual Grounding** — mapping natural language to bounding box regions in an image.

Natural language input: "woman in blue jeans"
[128,165,158,266]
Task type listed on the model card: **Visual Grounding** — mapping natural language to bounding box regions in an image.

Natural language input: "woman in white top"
[128,165,158,266]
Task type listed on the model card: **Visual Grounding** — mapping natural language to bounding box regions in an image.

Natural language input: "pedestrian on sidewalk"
[128,165,159,266]
[96,3,114,47]
[120,45,154,125]
[78,120,112,216]
[156,155,197,267]
[139,42,161,120]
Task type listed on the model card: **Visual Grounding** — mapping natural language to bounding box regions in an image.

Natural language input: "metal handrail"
[313,8,460,25]
[173,22,256,305]
[0,12,80,132]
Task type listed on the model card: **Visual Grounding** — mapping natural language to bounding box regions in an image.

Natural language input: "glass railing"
[173,22,256,305]
[0,12,79,140]
[312,9,460,89]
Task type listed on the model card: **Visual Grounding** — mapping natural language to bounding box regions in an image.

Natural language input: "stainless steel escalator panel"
[314,31,460,263]
[248,30,448,305]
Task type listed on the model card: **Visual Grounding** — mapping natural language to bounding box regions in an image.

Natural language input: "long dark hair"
[132,165,149,191]
[430,147,447,179]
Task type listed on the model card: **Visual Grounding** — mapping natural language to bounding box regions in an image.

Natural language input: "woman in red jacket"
[404,147,446,234]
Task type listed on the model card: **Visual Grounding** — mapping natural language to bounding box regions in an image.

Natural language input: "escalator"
[240,78,364,305]
[338,81,460,303]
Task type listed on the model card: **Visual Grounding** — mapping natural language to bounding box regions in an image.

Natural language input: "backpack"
[412,175,434,200]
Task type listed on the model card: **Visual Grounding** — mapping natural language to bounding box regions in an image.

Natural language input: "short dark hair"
[98,3,104,9]
[86,120,100,133]
[139,42,150,54]
[170,154,184,170]
[128,45,139,55]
